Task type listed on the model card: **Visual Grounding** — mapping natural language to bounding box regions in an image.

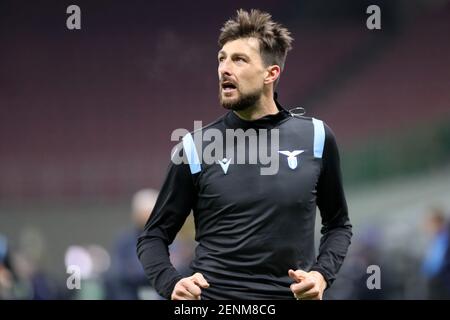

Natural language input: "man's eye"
[218,57,225,62]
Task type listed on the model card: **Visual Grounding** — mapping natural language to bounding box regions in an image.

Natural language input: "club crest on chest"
[278,150,305,170]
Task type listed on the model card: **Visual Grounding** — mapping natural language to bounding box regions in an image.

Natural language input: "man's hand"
[171,272,210,300]
[288,269,327,300]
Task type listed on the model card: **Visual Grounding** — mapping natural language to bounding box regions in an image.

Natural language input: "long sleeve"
[310,124,353,287]
[136,148,197,299]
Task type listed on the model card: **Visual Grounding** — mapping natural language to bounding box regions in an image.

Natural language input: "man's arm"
[310,124,353,288]
[136,147,197,299]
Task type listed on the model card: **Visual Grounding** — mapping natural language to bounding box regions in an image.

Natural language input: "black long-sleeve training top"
[137,103,352,300]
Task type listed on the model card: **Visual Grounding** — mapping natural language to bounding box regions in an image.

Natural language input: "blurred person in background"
[421,207,450,299]
[0,234,15,299]
[104,189,159,299]
[16,228,58,299]
[1,230,58,300]
[104,188,193,299]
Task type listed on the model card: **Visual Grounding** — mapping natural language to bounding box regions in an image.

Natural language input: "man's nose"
[218,60,232,78]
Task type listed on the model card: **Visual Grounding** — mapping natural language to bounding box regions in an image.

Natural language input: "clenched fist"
[288,269,327,300]
[171,272,210,300]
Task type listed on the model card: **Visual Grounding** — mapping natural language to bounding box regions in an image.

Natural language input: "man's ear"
[264,65,281,85]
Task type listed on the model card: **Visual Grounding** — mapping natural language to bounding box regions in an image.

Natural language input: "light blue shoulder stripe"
[312,118,325,158]
[182,133,201,174]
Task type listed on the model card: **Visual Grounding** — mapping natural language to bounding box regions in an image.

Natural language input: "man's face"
[218,37,267,111]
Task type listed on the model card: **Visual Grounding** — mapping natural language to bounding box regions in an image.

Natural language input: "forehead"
[219,37,261,56]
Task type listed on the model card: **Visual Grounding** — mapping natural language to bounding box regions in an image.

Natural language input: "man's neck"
[233,94,279,121]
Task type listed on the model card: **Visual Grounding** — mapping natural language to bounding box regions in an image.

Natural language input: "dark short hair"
[218,9,293,73]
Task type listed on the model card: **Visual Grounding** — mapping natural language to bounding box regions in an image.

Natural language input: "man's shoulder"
[287,114,313,124]
[288,115,335,135]
[171,113,227,161]
[191,113,227,134]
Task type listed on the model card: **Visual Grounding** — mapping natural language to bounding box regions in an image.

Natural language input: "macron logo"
[217,158,231,174]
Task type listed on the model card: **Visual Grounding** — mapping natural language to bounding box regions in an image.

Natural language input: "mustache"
[219,76,238,87]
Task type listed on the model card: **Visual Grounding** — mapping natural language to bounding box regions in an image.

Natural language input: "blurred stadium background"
[1,0,450,299]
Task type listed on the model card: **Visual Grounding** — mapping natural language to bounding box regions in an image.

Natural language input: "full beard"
[219,87,263,111]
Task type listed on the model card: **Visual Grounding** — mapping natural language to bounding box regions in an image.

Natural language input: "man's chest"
[195,129,322,207]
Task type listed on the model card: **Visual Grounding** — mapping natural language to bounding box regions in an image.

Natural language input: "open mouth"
[221,81,237,93]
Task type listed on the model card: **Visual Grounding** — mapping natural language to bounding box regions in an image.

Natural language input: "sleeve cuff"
[309,265,334,289]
